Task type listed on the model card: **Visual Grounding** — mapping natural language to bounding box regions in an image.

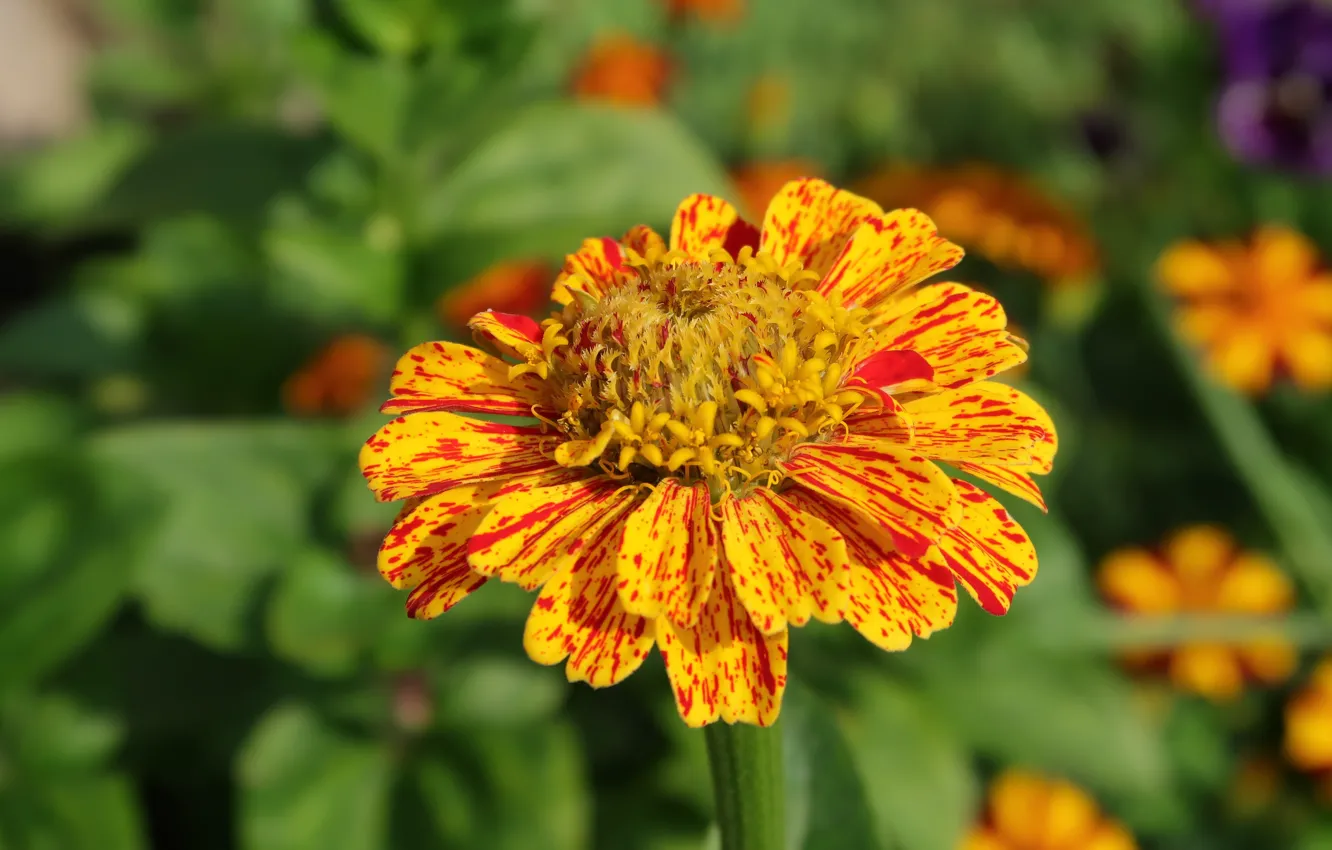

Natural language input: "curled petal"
[657,569,788,727]
[616,480,718,627]
[381,341,548,416]
[760,178,883,276]
[551,236,627,306]
[817,209,964,309]
[469,311,543,360]
[936,480,1038,615]
[360,413,556,502]
[670,193,757,258]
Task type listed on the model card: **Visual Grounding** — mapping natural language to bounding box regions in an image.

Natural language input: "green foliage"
[0,0,1328,846]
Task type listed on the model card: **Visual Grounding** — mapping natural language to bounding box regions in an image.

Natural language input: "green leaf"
[265,549,397,677]
[237,703,392,850]
[839,677,976,850]
[90,421,339,650]
[0,394,80,461]
[332,0,438,57]
[87,124,328,227]
[432,656,565,728]
[291,33,412,161]
[417,102,732,242]
[0,289,142,382]
[783,682,882,850]
[0,692,123,771]
[0,123,148,227]
[265,220,404,323]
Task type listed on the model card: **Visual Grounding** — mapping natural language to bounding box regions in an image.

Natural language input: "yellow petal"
[1252,225,1319,289]
[1041,779,1102,847]
[360,413,557,502]
[1215,552,1293,614]
[523,509,656,687]
[1286,686,1332,771]
[1083,823,1140,850]
[869,282,1027,388]
[1205,326,1275,394]
[989,770,1051,847]
[616,479,718,627]
[1170,643,1245,701]
[468,310,543,360]
[670,193,754,258]
[816,209,964,310]
[935,480,1038,615]
[1298,276,1332,322]
[1173,302,1238,346]
[469,479,635,589]
[1163,525,1235,587]
[380,340,548,417]
[1280,328,1332,391]
[1239,638,1297,684]
[951,461,1048,512]
[760,177,883,277]
[783,437,958,558]
[785,489,958,651]
[551,236,629,306]
[657,569,789,727]
[1097,549,1181,614]
[1155,240,1236,297]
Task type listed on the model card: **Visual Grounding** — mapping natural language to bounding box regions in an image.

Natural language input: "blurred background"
[4,0,1332,848]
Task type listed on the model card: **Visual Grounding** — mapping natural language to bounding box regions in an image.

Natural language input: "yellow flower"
[437,260,553,332]
[360,179,1056,726]
[1156,226,1332,395]
[1285,658,1332,774]
[730,160,822,222]
[1097,525,1296,701]
[571,33,672,108]
[855,164,1100,288]
[283,334,389,418]
[961,770,1137,850]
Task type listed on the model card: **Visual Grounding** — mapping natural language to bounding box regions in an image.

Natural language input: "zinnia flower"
[571,33,672,108]
[961,770,1137,850]
[361,179,1056,726]
[855,164,1100,288]
[437,260,552,332]
[1097,525,1296,700]
[284,334,389,417]
[1285,658,1332,776]
[1156,226,1332,394]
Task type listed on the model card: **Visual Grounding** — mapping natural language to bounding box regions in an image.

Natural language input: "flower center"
[523,248,880,499]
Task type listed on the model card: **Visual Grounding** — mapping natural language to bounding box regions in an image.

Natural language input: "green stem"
[705,722,785,850]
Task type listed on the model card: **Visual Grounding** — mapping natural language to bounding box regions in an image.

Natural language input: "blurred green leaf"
[238,702,392,850]
[265,220,404,323]
[90,421,340,649]
[265,549,396,677]
[0,123,148,226]
[0,692,123,770]
[0,289,142,382]
[418,101,731,243]
[433,655,565,728]
[839,677,975,850]
[87,124,329,227]
[291,33,412,161]
[333,0,438,57]
[783,682,882,850]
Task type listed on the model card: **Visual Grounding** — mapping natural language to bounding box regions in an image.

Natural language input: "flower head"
[284,334,389,417]
[571,34,672,107]
[1098,525,1296,700]
[437,260,553,332]
[1156,226,1332,394]
[855,164,1100,288]
[1285,658,1332,775]
[360,179,1056,726]
[961,770,1137,850]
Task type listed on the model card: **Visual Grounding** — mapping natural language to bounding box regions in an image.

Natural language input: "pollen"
[523,247,877,499]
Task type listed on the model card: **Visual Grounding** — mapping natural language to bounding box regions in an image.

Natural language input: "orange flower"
[283,334,389,417]
[961,770,1137,850]
[437,260,553,332]
[730,161,822,222]
[855,164,1099,287]
[665,0,744,23]
[1097,525,1296,701]
[571,34,671,107]
[1285,658,1332,775]
[361,179,1055,726]
[1156,226,1332,395]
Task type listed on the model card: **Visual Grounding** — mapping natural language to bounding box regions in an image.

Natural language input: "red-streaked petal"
[870,282,1026,388]
[469,310,543,360]
[360,413,556,502]
[936,480,1038,615]
[380,341,548,416]
[952,461,1048,511]
[817,209,964,309]
[760,178,884,276]
[845,348,935,403]
[720,490,849,634]
[783,438,958,557]
[551,236,627,306]
[616,480,718,627]
[657,569,789,727]
[670,194,752,258]
[858,382,1055,467]
[622,224,666,258]
[523,510,656,687]
[785,490,958,651]
[468,479,636,589]
[403,560,488,620]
